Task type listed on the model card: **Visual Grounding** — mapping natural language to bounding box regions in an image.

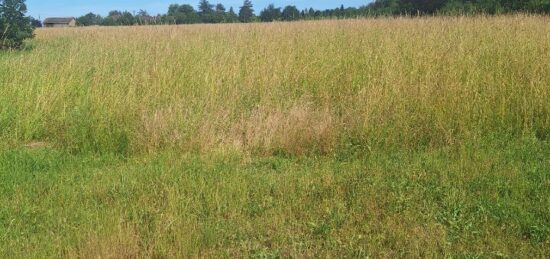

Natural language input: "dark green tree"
[226,7,239,22]
[364,0,550,15]
[215,3,226,12]
[168,4,200,24]
[137,9,149,17]
[198,0,214,14]
[214,3,226,23]
[307,8,315,19]
[29,16,41,28]
[198,0,215,23]
[239,0,254,23]
[525,0,550,13]
[260,4,281,22]
[136,9,157,25]
[282,5,300,21]
[77,12,103,26]
[119,11,135,25]
[168,4,179,16]
[100,10,135,26]
[0,0,34,49]
[108,10,122,16]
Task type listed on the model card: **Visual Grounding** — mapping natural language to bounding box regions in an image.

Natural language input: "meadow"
[0,16,549,257]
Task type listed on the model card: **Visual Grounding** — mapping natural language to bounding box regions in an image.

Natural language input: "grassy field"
[1,16,549,257]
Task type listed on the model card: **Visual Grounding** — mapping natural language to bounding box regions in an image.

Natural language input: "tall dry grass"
[0,15,549,155]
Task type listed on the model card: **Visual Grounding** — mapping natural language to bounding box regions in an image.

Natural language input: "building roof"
[43,17,76,24]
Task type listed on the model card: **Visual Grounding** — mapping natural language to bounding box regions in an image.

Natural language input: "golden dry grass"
[1,15,548,155]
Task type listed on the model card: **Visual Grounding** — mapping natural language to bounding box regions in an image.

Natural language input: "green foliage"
[260,4,281,22]
[198,0,216,23]
[78,10,160,27]
[29,16,40,28]
[198,0,214,14]
[369,0,550,15]
[76,12,102,26]
[213,4,227,23]
[282,5,300,21]
[166,4,200,24]
[72,0,550,27]
[226,7,239,23]
[239,0,254,23]
[100,11,135,26]
[439,0,480,15]
[0,0,33,49]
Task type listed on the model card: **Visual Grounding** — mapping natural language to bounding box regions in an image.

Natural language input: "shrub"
[0,0,34,49]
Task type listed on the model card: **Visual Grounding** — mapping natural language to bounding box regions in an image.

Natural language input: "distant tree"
[168,4,200,24]
[29,16,41,28]
[137,9,149,17]
[136,9,157,25]
[282,5,300,21]
[335,4,344,17]
[77,12,102,26]
[215,3,226,13]
[36,0,550,28]
[0,0,34,49]
[119,11,135,25]
[314,10,322,17]
[260,4,281,22]
[307,8,315,18]
[101,10,135,26]
[369,0,401,15]
[198,0,216,23]
[239,0,254,23]
[108,10,122,17]
[344,7,358,17]
[198,0,214,14]
[102,10,119,25]
[214,3,226,23]
[168,4,179,16]
[525,0,550,13]
[101,17,115,26]
[363,0,547,15]
[226,7,239,22]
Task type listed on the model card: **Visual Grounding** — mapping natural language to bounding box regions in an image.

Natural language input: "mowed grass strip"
[0,137,549,257]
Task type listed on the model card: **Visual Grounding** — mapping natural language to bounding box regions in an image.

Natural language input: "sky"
[26,1,371,19]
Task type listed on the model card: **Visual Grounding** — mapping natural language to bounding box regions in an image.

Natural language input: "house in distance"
[43,17,77,28]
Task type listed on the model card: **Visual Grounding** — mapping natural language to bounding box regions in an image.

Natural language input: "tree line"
[76,0,550,26]
[76,0,252,26]
[369,0,550,15]
[1,0,549,49]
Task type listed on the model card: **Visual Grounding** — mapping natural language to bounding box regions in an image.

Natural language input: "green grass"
[1,136,549,257]
[1,16,549,257]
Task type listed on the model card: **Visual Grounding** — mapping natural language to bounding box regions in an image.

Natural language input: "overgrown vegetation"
[0,0,33,49]
[1,16,549,256]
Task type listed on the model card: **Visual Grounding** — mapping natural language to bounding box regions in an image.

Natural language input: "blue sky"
[27,1,371,19]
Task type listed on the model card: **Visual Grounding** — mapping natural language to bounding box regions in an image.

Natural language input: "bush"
[0,0,34,49]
